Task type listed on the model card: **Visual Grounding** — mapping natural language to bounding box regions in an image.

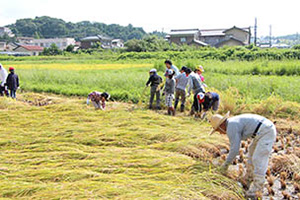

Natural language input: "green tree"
[65,45,75,52]
[42,43,62,55]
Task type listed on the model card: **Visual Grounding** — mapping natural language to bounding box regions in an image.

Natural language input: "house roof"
[199,26,250,37]
[223,26,250,33]
[81,35,112,42]
[16,45,44,51]
[215,37,246,47]
[168,29,199,36]
[200,29,226,37]
[192,39,208,46]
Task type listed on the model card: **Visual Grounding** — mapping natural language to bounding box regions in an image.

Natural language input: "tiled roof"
[19,45,44,51]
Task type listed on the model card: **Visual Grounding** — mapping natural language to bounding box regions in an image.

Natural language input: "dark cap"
[185,68,192,74]
[101,92,110,100]
[180,66,187,71]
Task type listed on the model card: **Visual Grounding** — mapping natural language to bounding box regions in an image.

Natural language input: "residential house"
[0,42,6,51]
[6,42,19,51]
[17,37,34,44]
[0,27,14,37]
[31,38,76,50]
[111,39,124,48]
[14,45,44,56]
[166,29,207,47]
[167,26,251,47]
[80,35,113,49]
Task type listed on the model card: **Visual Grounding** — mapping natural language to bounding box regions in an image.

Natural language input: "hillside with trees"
[7,16,147,41]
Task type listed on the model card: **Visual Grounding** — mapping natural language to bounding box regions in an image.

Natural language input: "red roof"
[20,45,44,51]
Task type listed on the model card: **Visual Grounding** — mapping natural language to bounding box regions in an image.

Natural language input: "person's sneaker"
[156,106,161,110]
[149,105,153,110]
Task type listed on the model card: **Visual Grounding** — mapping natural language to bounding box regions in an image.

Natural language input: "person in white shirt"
[0,63,8,96]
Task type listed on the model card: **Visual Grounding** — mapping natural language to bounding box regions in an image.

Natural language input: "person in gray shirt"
[209,112,276,198]
[174,66,188,112]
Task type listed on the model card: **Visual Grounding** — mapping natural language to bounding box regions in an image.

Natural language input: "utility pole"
[269,25,272,47]
[254,18,257,46]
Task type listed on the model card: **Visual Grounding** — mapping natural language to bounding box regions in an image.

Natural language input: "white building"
[31,38,76,50]
[0,27,14,37]
[111,39,124,48]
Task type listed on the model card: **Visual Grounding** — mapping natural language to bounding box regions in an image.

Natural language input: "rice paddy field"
[0,58,300,199]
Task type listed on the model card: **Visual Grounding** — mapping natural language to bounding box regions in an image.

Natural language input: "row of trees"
[7,16,147,41]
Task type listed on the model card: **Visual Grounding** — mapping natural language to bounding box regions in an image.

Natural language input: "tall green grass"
[18,67,300,103]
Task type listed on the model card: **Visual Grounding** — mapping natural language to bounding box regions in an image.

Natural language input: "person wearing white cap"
[185,68,205,116]
[209,112,276,198]
[146,68,162,110]
[197,92,220,119]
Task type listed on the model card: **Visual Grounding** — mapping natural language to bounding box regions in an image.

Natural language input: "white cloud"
[0,0,299,36]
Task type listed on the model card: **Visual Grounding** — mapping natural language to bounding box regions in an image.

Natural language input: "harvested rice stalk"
[267,185,275,196]
[271,154,300,176]
[267,175,275,187]
[280,179,287,190]
[294,182,300,193]
[280,171,288,181]
[282,191,291,199]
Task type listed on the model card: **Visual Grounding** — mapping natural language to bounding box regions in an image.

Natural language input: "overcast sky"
[0,0,299,37]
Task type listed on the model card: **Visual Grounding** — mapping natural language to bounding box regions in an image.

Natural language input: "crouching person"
[209,112,276,198]
[87,91,110,110]
[197,92,220,119]
[163,69,176,116]
[146,69,162,110]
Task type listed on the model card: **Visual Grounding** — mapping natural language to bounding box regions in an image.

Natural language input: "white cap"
[197,92,205,100]
[149,69,157,73]
[167,69,174,75]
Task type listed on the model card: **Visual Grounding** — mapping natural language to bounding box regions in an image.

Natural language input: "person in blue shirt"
[197,92,220,119]
[164,60,179,77]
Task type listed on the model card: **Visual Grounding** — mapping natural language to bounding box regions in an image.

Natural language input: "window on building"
[180,37,187,43]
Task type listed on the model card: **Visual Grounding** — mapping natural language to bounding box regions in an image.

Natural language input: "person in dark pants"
[6,67,19,99]
[174,66,188,112]
[185,68,205,116]
[146,69,162,110]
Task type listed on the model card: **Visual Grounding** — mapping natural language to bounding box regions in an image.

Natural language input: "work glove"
[162,91,165,96]
[201,112,207,119]
[0,82,4,87]
[86,98,90,105]
[186,93,190,98]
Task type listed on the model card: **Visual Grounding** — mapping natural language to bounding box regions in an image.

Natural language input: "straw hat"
[209,111,230,135]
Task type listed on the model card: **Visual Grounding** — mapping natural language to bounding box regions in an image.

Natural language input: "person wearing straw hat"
[209,112,276,198]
